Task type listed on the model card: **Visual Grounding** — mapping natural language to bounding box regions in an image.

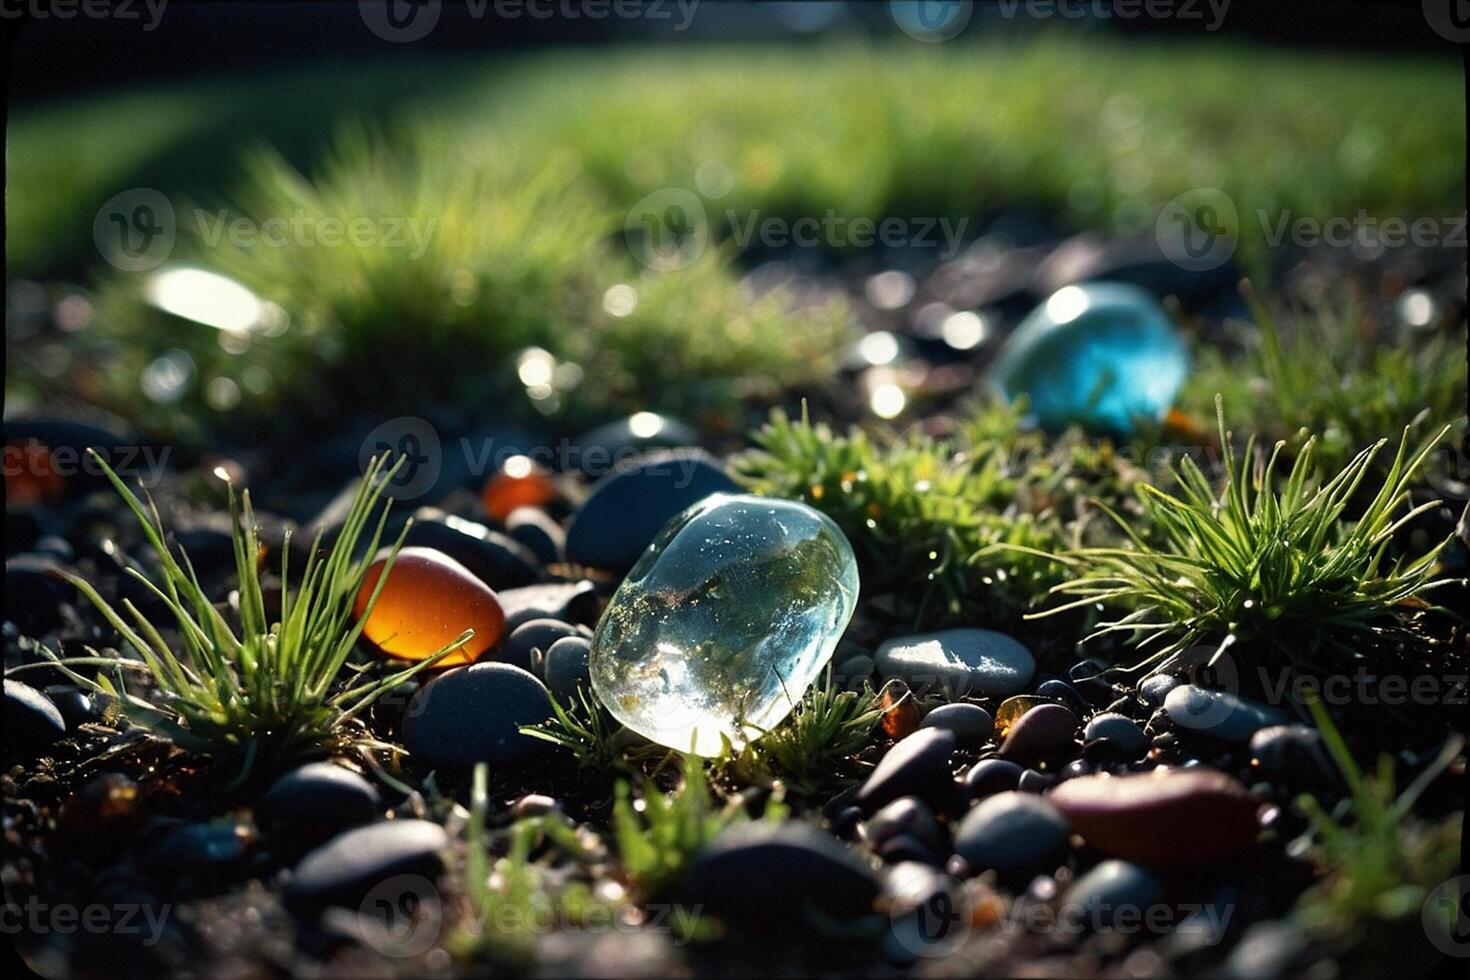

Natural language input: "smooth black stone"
[259,762,382,826]
[857,729,958,814]
[1061,860,1166,930]
[1082,713,1149,756]
[997,703,1078,766]
[144,821,249,874]
[919,703,994,745]
[687,822,879,927]
[33,535,74,562]
[1139,673,1182,706]
[574,414,699,460]
[498,581,600,631]
[5,555,74,632]
[5,679,67,757]
[1018,769,1058,793]
[1059,759,1094,781]
[43,685,99,729]
[1036,679,1089,715]
[964,759,1024,799]
[499,618,586,674]
[1249,724,1337,787]
[883,862,967,961]
[404,510,541,589]
[403,663,552,768]
[564,450,737,572]
[953,792,1070,878]
[285,819,448,909]
[505,507,565,566]
[866,796,943,853]
[876,833,942,866]
[542,636,591,700]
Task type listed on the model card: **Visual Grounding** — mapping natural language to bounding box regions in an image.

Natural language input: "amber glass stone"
[353,547,505,667]
[481,459,557,523]
[4,440,66,508]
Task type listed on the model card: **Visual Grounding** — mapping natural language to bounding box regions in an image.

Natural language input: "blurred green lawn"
[11,36,1463,277]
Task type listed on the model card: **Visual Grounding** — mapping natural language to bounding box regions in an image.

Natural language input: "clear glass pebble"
[589,493,860,756]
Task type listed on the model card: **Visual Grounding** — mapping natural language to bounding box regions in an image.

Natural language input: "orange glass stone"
[353,547,505,668]
[481,458,557,523]
[4,440,66,508]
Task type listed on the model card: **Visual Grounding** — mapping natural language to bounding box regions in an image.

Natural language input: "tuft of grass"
[723,672,882,798]
[1034,399,1454,672]
[1180,285,1467,478]
[520,685,656,772]
[459,762,619,966]
[1292,699,1462,936]
[89,128,852,437]
[20,452,462,785]
[732,404,1075,629]
[611,753,784,900]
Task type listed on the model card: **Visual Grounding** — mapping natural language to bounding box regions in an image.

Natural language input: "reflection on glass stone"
[589,494,860,756]
[990,282,1189,436]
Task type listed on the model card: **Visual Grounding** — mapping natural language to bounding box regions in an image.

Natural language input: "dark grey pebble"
[1164,685,1288,742]
[1018,769,1058,793]
[144,821,249,873]
[856,729,957,814]
[286,819,448,908]
[564,450,737,572]
[919,703,993,744]
[5,678,66,757]
[883,862,968,962]
[867,797,943,853]
[1061,860,1165,930]
[498,581,600,630]
[500,618,587,673]
[575,414,698,459]
[44,684,99,729]
[505,507,565,566]
[687,821,879,926]
[1249,724,1336,787]
[5,555,74,632]
[1037,678,1089,715]
[404,509,540,589]
[403,663,552,767]
[259,762,382,826]
[874,628,1035,699]
[964,759,1023,799]
[1082,713,1148,756]
[997,703,1078,765]
[543,636,591,700]
[1139,672,1182,706]
[953,792,1070,878]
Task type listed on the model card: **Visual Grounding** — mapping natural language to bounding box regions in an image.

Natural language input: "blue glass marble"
[589,494,859,756]
[990,282,1189,436]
